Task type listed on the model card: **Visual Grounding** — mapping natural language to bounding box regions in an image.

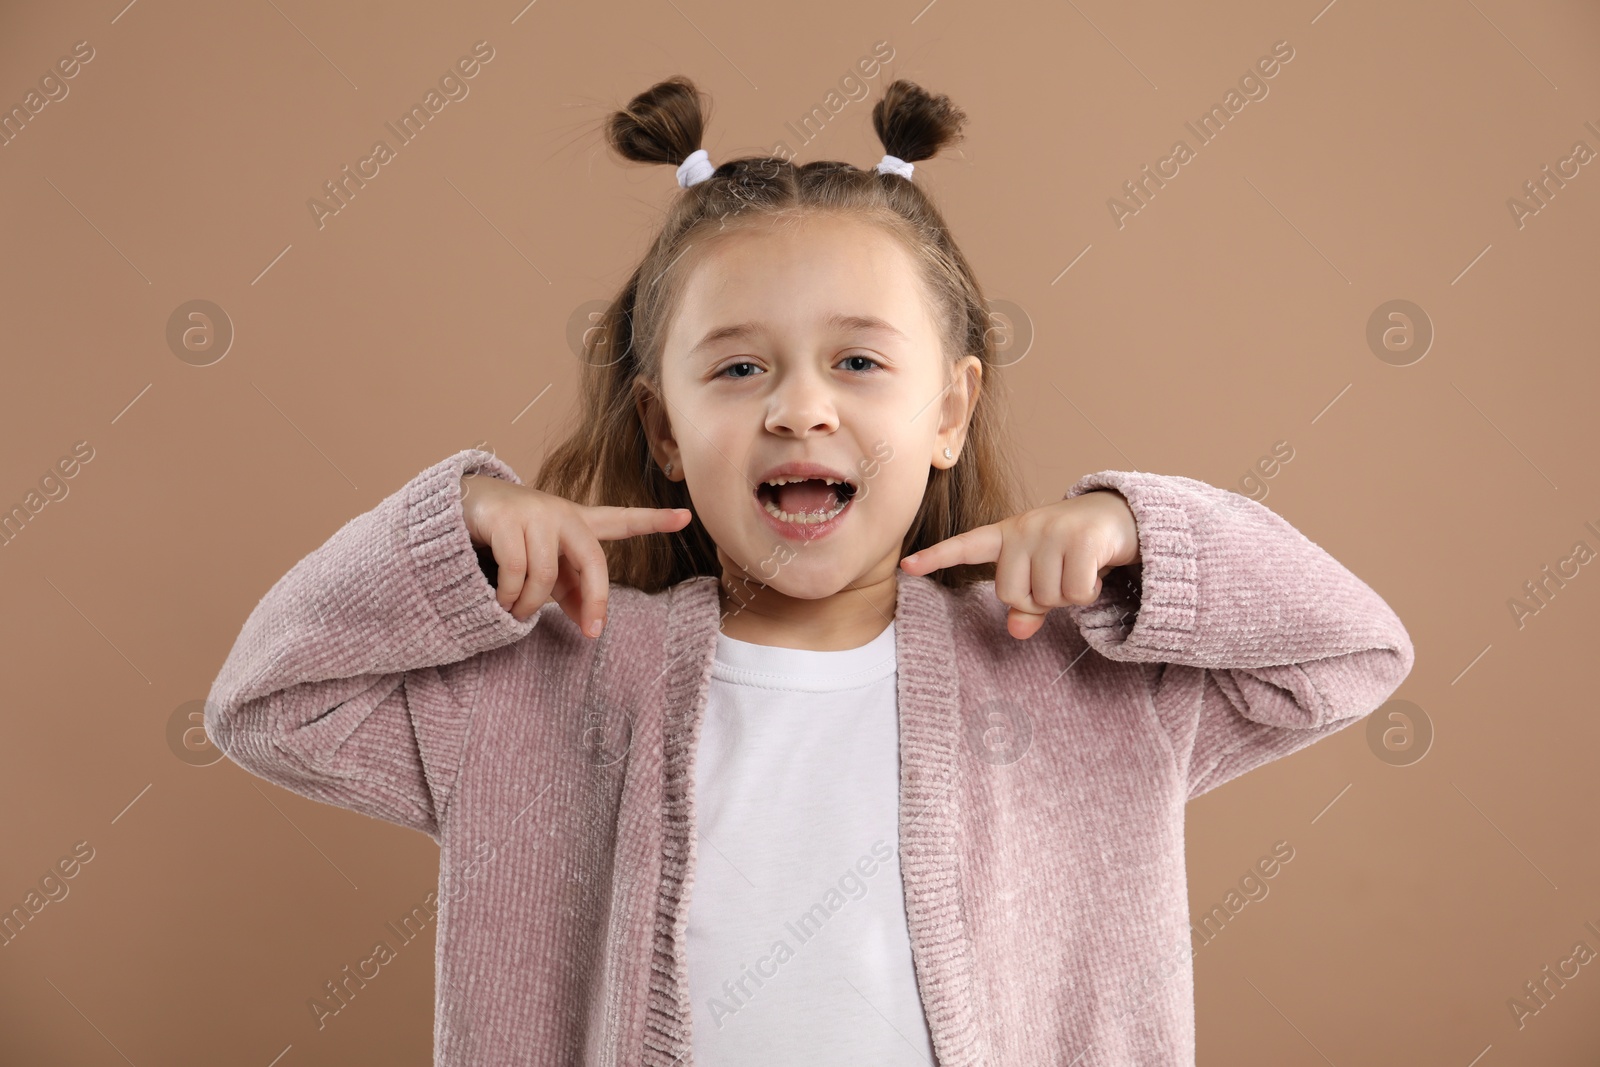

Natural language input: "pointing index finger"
[582,504,693,542]
[901,523,1002,574]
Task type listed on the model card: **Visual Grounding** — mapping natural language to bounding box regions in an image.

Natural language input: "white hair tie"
[677,148,715,188]
[874,154,915,180]
[678,147,913,186]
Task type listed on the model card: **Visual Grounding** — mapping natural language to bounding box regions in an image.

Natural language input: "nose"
[763,370,839,437]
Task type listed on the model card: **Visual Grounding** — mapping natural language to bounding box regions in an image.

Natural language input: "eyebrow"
[689,313,907,355]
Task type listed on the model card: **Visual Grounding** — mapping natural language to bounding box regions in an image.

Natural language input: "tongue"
[774,479,837,514]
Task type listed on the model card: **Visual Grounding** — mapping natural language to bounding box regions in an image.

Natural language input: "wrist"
[1098,488,1141,567]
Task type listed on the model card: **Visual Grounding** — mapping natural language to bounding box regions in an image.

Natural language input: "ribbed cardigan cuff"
[403,448,532,660]
[1063,469,1202,661]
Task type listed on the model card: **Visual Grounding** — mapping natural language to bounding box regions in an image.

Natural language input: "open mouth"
[755,476,857,525]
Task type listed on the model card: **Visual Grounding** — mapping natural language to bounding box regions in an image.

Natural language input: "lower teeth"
[763,497,847,524]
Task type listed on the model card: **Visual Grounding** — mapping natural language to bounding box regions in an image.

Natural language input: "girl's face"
[639,212,980,603]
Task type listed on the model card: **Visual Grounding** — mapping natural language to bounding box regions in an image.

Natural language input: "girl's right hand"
[460,474,692,634]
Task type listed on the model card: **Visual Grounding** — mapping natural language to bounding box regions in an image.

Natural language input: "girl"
[207,76,1414,1066]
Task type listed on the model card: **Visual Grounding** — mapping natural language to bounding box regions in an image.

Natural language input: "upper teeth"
[765,475,846,486]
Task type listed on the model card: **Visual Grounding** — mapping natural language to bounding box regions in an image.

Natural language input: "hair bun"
[871,79,966,167]
[606,76,709,170]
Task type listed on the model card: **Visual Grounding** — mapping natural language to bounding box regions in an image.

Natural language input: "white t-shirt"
[686,620,937,1064]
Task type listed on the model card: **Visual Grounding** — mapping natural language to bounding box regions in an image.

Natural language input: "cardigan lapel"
[890,570,989,1065]
[641,574,721,1066]
[639,571,987,1066]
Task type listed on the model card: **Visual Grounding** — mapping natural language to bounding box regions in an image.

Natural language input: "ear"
[934,354,983,468]
[634,378,681,476]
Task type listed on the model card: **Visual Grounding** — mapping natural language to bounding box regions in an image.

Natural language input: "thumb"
[1006,607,1047,640]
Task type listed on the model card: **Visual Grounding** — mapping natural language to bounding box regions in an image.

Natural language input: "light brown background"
[3,0,1598,1063]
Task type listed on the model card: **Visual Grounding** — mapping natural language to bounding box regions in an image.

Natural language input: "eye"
[715,361,762,379]
[838,352,883,373]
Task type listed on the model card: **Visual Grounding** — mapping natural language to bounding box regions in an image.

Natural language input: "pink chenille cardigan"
[206,447,1414,1066]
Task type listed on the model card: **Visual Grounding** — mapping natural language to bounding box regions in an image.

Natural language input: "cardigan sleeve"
[1061,470,1415,802]
[203,448,543,841]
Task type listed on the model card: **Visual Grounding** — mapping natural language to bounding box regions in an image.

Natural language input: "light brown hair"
[535,74,1028,593]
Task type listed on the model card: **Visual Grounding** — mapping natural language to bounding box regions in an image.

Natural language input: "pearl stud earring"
[943,447,953,460]
[664,461,673,476]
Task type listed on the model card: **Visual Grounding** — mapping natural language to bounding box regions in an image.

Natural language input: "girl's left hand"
[899,489,1141,640]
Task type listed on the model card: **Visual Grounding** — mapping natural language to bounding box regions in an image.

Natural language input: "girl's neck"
[714,569,898,651]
